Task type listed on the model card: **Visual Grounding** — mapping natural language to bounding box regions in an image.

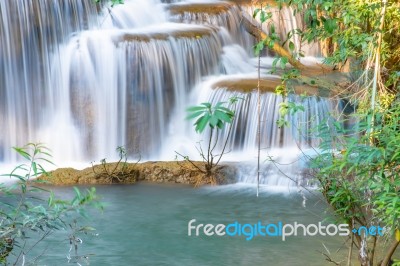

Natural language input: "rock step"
[210,72,347,97]
[111,23,217,42]
[37,161,237,186]
[168,2,234,15]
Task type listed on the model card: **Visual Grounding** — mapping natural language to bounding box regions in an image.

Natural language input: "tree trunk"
[381,240,399,266]
[241,12,306,70]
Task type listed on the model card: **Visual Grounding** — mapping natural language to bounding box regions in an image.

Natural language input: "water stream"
[0,2,351,265]
[17,183,346,266]
[0,0,335,186]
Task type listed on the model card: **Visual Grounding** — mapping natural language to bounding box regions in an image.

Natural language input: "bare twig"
[175,151,205,174]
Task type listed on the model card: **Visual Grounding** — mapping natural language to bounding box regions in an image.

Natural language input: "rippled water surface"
[25,183,348,265]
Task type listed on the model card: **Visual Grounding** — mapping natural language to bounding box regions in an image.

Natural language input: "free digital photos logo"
[188,219,385,241]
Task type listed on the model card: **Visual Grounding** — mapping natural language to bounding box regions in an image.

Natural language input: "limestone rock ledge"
[37,161,237,186]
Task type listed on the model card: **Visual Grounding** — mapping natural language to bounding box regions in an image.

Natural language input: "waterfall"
[0,0,224,163]
[244,4,321,57]
[0,0,99,163]
[160,73,336,186]
[54,24,223,160]
[1,0,336,187]
[168,1,253,52]
[101,0,168,28]
[200,85,333,151]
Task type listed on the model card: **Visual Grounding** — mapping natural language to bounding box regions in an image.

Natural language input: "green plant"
[0,143,101,265]
[176,97,239,186]
[66,219,98,265]
[251,0,400,264]
[91,146,140,184]
[253,7,306,128]
[95,0,124,7]
[253,0,400,103]
[310,105,400,265]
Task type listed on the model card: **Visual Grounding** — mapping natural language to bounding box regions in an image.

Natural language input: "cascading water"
[243,4,321,57]
[200,84,333,151]
[168,1,254,52]
[0,0,100,163]
[49,23,224,160]
[161,72,336,186]
[1,0,225,163]
[1,0,335,187]
[196,77,335,186]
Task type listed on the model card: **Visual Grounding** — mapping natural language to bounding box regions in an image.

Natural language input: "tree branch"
[241,11,306,70]
[381,239,399,266]
[175,151,205,173]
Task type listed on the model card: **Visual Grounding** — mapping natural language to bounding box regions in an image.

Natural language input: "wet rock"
[168,2,233,15]
[112,25,215,43]
[211,73,349,97]
[37,161,237,186]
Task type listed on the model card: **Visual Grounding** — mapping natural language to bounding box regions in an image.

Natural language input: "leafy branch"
[0,143,102,265]
[176,97,240,186]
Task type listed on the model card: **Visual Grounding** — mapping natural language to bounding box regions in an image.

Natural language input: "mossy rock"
[211,72,349,97]
[37,161,237,186]
[168,3,233,15]
[112,25,215,43]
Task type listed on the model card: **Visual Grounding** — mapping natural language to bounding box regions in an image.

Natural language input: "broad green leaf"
[253,8,260,18]
[13,147,31,160]
[289,41,295,51]
[209,115,219,128]
[323,19,337,34]
[216,120,224,129]
[195,114,210,133]
[201,102,211,109]
[214,110,232,123]
[254,41,264,55]
[186,106,206,112]
[186,110,204,120]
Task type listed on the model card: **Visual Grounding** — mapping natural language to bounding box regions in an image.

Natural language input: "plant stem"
[175,151,205,174]
[241,11,306,70]
[207,128,214,173]
[381,239,399,266]
[347,219,354,266]
[370,0,387,140]
[215,118,234,166]
[256,2,263,198]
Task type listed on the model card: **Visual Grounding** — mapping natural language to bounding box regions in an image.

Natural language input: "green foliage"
[177,98,240,185]
[186,101,235,133]
[251,0,400,263]
[66,220,99,265]
[253,0,400,120]
[311,103,400,264]
[275,68,305,127]
[92,146,139,183]
[0,143,101,264]
[253,7,280,56]
[95,0,124,7]
[253,6,307,128]
[273,0,400,73]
